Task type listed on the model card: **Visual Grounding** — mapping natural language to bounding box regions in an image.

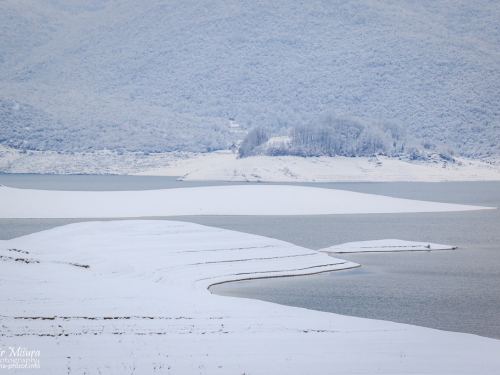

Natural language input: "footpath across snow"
[0,184,494,218]
[1,220,499,374]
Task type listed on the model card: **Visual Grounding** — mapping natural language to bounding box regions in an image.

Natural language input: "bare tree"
[238,127,269,158]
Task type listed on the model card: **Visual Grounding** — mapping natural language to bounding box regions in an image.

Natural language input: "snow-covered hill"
[1,0,499,157]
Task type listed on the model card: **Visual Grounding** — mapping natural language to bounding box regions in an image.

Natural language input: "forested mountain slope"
[1,0,499,158]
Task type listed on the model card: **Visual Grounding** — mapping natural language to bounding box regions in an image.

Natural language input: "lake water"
[1,174,499,339]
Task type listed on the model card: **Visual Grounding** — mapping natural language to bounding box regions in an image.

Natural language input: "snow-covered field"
[0,185,494,219]
[320,239,457,254]
[2,149,500,181]
[2,220,500,374]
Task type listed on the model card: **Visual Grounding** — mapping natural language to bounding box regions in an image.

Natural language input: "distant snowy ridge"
[1,220,499,373]
[320,239,457,254]
[1,0,499,158]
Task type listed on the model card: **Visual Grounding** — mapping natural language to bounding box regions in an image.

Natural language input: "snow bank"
[320,239,457,253]
[1,220,499,374]
[2,149,500,181]
[135,152,500,182]
[0,184,493,218]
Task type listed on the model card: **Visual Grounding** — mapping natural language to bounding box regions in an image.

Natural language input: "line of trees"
[239,116,407,158]
[288,116,406,157]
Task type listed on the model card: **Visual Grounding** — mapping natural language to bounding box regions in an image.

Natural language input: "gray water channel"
[1,174,499,339]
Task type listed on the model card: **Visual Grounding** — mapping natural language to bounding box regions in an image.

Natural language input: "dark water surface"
[1,174,499,339]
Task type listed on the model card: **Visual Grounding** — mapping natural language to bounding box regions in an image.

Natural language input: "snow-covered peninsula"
[320,239,458,254]
[0,184,494,219]
[1,220,500,374]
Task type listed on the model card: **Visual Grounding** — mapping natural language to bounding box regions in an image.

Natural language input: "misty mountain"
[1,0,499,157]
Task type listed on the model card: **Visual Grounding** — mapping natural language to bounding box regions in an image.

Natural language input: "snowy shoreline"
[1,187,499,373]
[1,220,500,374]
[206,262,362,289]
[320,239,458,254]
[2,148,500,182]
[0,185,494,219]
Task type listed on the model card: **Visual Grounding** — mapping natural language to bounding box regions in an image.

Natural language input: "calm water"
[210,209,500,340]
[1,174,499,339]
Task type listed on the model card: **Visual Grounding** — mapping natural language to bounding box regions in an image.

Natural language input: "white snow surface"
[136,152,500,182]
[1,220,499,374]
[321,239,457,253]
[0,185,493,219]
[2,149,500,181]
